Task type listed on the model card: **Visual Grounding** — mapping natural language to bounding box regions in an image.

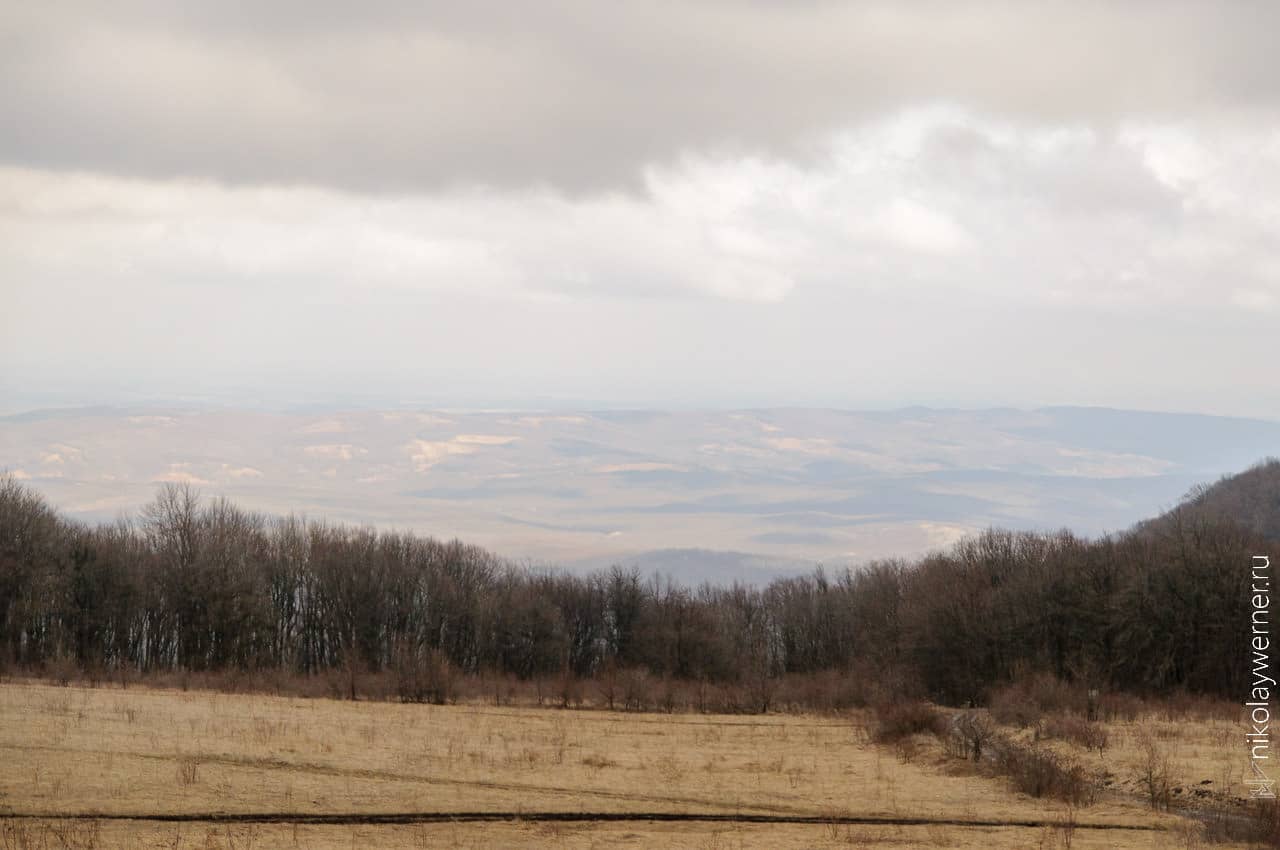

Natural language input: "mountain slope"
[1167,457,1280,540]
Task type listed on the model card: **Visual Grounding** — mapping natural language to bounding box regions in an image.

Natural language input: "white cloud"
[4,111,1276,313]
[5,3,1276,192]
[3,110,1279,417]
[876,198,974,256]
[1231,289,1277,311]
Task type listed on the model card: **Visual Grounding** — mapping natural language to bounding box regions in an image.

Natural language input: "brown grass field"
[0,680,1254,849]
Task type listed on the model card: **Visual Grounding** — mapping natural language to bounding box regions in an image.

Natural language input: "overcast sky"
[2,2,1278,417]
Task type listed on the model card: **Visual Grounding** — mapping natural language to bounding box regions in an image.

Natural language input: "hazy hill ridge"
[3,406,1278,582]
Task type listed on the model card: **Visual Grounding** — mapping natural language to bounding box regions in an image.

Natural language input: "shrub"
[45,654,79,688]
[775,670,867,713]
[619,668,651,712]
[951,711,996,762]
[1025,674,1083,716]
[1097,691,1144,723]
[1134,732,1173,811]
[1158,691,1237,723]
[580,754,618,771]
[595,661,619,710]
[989,673,1084,727]
[872,701,946,744]
[391,642,454,705]
[1040,713,1108,753]
[993,741,1098,806]
[989,685,1041,727]
[175,755,200,787]
[1243,797,1280,847]
[556,669,584,709]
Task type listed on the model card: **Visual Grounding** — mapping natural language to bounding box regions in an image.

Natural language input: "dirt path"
[0,810,1162,830]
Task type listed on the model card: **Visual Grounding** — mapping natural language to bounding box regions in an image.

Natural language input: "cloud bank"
[1,2,1277,415]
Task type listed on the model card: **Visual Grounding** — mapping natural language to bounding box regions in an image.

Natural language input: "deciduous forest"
[1,461,1276,710]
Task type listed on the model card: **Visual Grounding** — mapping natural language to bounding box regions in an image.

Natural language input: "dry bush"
[323,666,351,701]
[950,711,996,762]
[893,734,921,763]
[1189,793,1280,847]
[1157,691,1238,723]
[595,661,619,710]
[0,819,38,850]
[872,701,946,744]
[1097,691,1145,723]
[1133,732,1173,811]
[931,703,1100,806]
[990,686,1042,728]
[653,754,684,782]
[80,661,107,689]
[1040,713,1108,753]
[391,643,455,705]
[658,676,682,713]
[44,654,79,688]
[483,671,520,706]
[555,671,583,709]
[1042,805,1078,850]
[580,753,618,771]
[989,674,1083,727]
[175,755,200,787]
[774,670,867,713]
[1026,674,1083,715]
[691,676,714,713]
[715,681,747,714]
[1244,797,1280,847]
[1,818,102,850]
[619,668,651,711]
[992,740,1098,807]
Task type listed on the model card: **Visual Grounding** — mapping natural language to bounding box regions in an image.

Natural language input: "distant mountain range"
[2,405,1278,582]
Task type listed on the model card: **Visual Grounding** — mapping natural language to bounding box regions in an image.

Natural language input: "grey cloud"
[5,111,1272,308]
[3,1,1279,191]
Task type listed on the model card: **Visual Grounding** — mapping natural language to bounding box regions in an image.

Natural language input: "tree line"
[0,467,1272,707]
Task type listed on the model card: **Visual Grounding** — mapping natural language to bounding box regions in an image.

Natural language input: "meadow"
[0,679,1252,849]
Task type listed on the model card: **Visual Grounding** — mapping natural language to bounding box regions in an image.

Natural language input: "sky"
[2,1,1279,417]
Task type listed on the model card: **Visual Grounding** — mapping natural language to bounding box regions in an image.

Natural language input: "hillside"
[1166,458,1280,541]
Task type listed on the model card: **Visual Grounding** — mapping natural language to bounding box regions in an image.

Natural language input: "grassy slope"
[0,680,1235,849]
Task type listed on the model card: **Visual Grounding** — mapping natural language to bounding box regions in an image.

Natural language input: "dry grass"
[0,680,1239,849]
[1016,709,1246,805]
[985,702,1278,846]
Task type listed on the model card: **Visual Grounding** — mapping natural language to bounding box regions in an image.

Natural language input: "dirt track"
[0,810,1161,830]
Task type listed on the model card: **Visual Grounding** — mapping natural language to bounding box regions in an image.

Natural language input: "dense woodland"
[0,462,1276,708]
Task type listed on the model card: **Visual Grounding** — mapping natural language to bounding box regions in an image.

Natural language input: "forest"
[1,461,1276,709]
